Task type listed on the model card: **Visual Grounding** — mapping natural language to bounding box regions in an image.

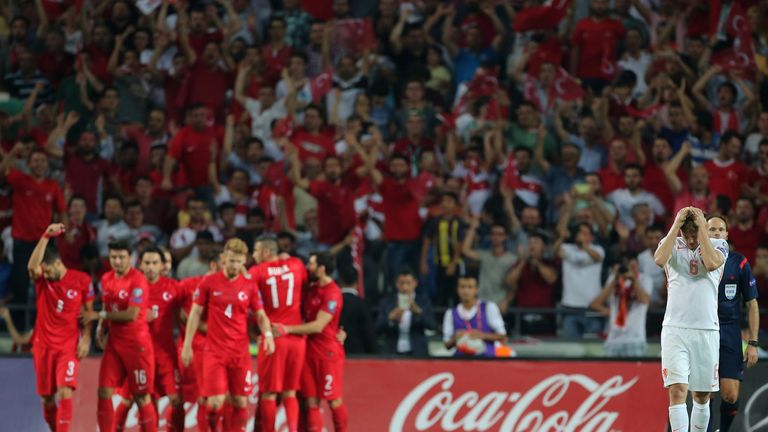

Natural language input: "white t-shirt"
[605,273,652,344]
[243,97,287,143]
[607,188,665,229]
[662,237,728,330]
[638,248,666,304]
[560,243,605,308]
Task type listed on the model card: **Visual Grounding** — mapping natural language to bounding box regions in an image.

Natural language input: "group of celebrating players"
[26,222,347,432]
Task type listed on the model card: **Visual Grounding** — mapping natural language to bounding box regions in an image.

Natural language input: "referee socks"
[720,400,739,432]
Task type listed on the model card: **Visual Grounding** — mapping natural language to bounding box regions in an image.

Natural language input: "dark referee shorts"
[719,322,744,381]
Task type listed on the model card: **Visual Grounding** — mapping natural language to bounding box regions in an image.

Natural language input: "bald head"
[253,238,279,263]
[707,216,728,240]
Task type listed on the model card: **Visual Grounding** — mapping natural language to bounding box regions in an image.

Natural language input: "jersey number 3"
[689,259,699,276]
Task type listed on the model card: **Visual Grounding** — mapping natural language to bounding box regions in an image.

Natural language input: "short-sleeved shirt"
[194,271,264,357]
[718,252,759,325]
[249,257,308,326]
[303,280,344,359]
[560,243,605,308]
[379,178,423,242]
[102,268,151,348]
[167,125,223,188]
[147,276,181,352]
[33,269,93,350]
[607,188,666,230]
[7,169,65,241]
[571,17,625,79]
[177,275,207,349]
[475,250,517,305]
[308,177,359,245]
[662,237,728,330]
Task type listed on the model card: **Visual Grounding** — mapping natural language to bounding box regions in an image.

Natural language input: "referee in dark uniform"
[707,216,760,432]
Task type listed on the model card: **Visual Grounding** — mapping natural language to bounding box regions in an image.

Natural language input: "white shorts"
[661,326,719,392]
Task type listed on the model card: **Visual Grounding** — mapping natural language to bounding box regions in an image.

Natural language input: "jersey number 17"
[267,273,295,308]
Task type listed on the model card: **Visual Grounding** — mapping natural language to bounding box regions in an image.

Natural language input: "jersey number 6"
[689,259,699,276]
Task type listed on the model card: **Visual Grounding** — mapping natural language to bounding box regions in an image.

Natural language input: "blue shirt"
[453,48,498,85]
[718,251,759,325]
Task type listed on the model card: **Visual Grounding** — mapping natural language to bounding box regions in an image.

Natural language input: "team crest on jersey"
[238,291,248,301]
[327,300,338,313]
[162,291,173,302]
[132,288,143,303]
[724,284,737,300]
[66,289,77,299]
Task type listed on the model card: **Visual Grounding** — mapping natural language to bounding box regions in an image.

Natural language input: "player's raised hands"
[673,207,691,227]
[43,223,66,239]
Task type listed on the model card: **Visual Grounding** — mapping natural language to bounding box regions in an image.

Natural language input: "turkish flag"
[512,0,573,32]
[333,18,377,56]
[712,46,755,71]
[625,104,663,119]
[503,155,522,191]
[724,0,751,37]
[552,67,585,101]
[310,70,334,103]
[273,116,294,138]
[466,69,500,97]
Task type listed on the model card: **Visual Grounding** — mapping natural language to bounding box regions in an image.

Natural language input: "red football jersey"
[178,275,207,350]
[249,257,307,326]
[33,269,94,350]
[101,268,151,347]
[147,276,181,352]
[302,280,344,359]
[194,271,264,357]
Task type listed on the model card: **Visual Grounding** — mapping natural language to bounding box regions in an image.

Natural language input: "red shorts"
[99,342,155,395]
[33,345,79,396]
[257,335,305,393]
[154,350,180,397]
[202,351,252,397]
[300,354,344,400]
[115,381,131,399]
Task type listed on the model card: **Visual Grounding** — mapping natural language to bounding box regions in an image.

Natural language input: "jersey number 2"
[266,273,295,308]
[689,259,699,276]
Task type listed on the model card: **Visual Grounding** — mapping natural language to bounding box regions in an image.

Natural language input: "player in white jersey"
[654,207,727,432]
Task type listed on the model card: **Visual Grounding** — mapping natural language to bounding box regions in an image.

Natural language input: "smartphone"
[573,183,590,195]
[397,293,411,310]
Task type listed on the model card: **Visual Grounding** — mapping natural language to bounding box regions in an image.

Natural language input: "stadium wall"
[2,357,766,431]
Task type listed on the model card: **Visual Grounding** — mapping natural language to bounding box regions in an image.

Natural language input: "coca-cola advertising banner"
[1,357,674,431]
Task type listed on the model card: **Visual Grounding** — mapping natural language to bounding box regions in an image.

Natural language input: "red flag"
[625,104,662,119]
[351,224,365,298]
[437,111,458,130]
[333,18,377,57]
[711,47,755,71]
[273,116,294,138]
[552,68,585,101]
[466,69,499,97]
[724,1,751,37]
[310,70,333,103]
[502,155,522,191]
[512,0,572,32]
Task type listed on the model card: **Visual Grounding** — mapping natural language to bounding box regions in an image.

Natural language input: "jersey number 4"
[266,273,295,308]
[689,259,699,276]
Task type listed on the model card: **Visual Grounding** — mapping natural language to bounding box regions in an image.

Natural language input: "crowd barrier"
[2,356,767,431]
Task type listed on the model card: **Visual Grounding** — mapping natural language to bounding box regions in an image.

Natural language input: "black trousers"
[9,238,36,330]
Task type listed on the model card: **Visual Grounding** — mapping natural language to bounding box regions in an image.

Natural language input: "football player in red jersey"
[178,255,220,432]
[250,238,308,432]
[181,239,275,432]
[275,252,347,432]
[28,223,94,432]
[82,239,159,432]
[113,246,185,432]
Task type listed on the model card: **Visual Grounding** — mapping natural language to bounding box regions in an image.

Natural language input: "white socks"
[691,401,710,431]
[668,404,688,432]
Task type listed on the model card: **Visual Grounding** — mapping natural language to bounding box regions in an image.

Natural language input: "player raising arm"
[181,239,275,432]
[655,207,728,432]
[274,252,347,432]
[28,223,94,432]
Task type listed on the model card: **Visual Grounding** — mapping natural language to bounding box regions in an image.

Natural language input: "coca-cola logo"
[390,372,639,432]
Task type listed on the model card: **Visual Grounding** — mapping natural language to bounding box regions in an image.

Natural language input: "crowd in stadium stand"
[1,0,768,356]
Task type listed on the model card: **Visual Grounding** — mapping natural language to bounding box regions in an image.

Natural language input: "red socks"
[284,397,299,432]
[138,402,158,432]
[232,406,248,432]
[43,402,57,431]
[170,403,186,432]
[331,404,348,432]
[57,398,72,432]
[207,405,222,430]
[307,407,323,432]
[98,397,115,432]
[114,401,131,432]
[196,401,209,432]
[259,399,277,432]
[222,401,233,431]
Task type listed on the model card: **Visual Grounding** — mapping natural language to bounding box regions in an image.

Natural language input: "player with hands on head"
[654,206,728,432]
[26,223,94,432]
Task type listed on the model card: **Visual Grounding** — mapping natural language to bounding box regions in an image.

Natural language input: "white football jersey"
[661,237,728,330]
